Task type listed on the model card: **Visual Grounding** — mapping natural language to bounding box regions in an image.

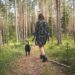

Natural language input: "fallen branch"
[48,60,70,68]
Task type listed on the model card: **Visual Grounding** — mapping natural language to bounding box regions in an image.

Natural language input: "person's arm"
[32,33,35,41]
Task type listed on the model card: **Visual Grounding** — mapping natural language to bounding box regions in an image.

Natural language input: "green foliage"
[58,43,75,65]
[8,12,16,41]
[0,43,24,75]
[0,0,6,17]
[61,11,69,33]
[48,17,52,37]
[70,63,75,73]
[9,25,15,40]
[48,17,56,37]
[46,36,75,74]
[61,0,69,33]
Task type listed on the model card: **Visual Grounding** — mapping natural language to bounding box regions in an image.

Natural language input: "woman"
[34,13,49,62]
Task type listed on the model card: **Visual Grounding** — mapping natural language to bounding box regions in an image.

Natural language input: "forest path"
[9,46,66,75]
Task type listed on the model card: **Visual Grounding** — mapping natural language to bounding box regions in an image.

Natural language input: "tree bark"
[73,0,75,43]
[56,0,62,44]
[5,0,9,43]
[14,0,19,43]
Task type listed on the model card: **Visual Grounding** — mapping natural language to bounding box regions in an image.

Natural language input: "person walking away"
[34,13,49,62]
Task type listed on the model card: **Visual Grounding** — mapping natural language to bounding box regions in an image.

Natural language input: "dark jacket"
[34,20,49,47]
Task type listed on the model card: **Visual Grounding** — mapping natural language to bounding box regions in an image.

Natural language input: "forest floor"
[6,46,68,75]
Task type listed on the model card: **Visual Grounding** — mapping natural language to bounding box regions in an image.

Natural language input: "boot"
[40,55,43,59]
[42,55,48,62]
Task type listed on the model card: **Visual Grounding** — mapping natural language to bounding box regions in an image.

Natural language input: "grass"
[45,36,75,74]
[0,36,75,75]
[0,42,25,75]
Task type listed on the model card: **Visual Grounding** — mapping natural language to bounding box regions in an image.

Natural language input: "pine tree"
[56,0,62,44]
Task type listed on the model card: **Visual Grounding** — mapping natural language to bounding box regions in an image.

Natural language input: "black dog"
[25,41,31,56]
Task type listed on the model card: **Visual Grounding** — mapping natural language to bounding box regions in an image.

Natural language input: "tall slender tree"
[0,0,2,45]
[14,0,19,43]
[73,0,75,43]
[61,0,69,34]
[5,0,9,43]
[56,0,62,44]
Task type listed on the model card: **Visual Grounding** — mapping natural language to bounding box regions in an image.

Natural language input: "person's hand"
[48,37,50,42]
[32,38,35,41]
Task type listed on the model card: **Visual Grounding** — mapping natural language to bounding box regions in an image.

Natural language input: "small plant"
[58,42,75,66]
[70,64,75,74]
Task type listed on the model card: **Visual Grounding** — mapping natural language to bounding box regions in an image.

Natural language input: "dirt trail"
[9,46,66,75]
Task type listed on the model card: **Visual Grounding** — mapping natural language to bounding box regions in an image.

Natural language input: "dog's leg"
[28,51,30,56]
[26,51,27,56]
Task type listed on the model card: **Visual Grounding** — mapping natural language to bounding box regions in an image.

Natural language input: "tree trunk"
[5,0,9,43]
[0,4,3,45]
[73,0,75,43]
[56,0,62,44]
[0,30,2,46]
[14,0,19,43]
[25,0,28,39]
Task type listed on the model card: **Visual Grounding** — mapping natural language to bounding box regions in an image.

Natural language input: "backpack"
[36,21,49,37]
